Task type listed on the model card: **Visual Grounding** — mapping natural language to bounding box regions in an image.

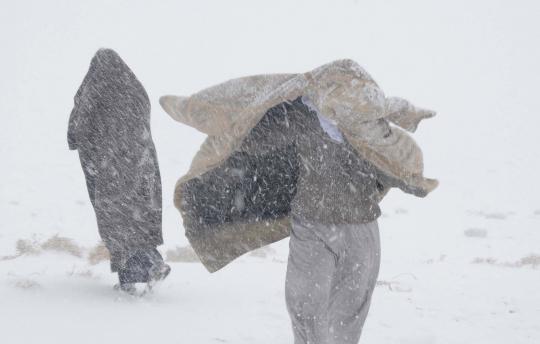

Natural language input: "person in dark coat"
[68,49,170,292]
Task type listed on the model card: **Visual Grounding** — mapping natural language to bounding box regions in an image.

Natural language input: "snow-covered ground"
[1,1,539,343]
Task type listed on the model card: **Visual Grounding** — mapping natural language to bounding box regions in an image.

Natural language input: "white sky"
[1,0,539,244]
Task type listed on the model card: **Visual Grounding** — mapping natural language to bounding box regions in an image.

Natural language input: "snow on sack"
[160,59,437,272]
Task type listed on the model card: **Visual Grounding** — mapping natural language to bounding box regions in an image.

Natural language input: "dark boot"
[118,248,171,290]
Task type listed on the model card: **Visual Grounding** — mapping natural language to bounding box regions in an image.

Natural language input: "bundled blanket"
[161,59,437,272]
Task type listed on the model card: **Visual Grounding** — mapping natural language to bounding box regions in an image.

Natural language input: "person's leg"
[327,221,381,344]
[285,220,337,344]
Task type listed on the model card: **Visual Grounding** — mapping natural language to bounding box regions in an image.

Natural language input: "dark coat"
[68,49,162,271]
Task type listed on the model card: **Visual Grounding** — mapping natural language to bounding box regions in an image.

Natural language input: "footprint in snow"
[11,278,41,290]
[464,228,488,238]
[468,210,513,220]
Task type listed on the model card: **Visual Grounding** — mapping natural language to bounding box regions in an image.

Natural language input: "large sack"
[161,59,437,272]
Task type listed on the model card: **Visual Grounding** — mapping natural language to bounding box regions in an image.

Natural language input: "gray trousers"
[285,218,381,344]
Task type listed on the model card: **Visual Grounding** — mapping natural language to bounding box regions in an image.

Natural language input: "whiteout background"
[1,1,539,343]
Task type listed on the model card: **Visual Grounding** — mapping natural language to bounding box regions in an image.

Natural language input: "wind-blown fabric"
[68,49,163,272]
[161,59,437,272]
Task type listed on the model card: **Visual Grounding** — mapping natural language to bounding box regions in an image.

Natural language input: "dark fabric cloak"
[68,49,162,271]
